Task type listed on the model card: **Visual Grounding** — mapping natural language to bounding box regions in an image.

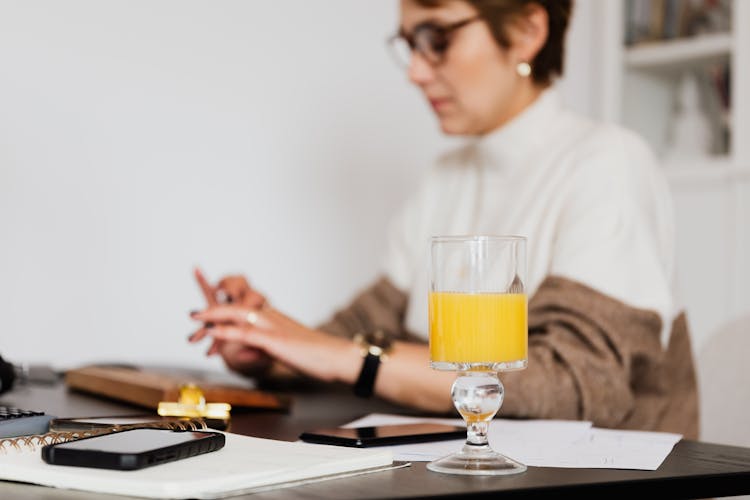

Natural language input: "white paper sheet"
[345,413,682,470]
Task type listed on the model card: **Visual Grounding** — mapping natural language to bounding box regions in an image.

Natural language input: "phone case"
[41,429,225,470]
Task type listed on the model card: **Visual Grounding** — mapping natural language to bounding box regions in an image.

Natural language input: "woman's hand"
[193,268,265,309]
[190,268,273,376]
[189,304,359,383]
[189,268,453,412]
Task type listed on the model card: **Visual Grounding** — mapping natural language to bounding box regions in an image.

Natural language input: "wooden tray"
[65,365,290,411]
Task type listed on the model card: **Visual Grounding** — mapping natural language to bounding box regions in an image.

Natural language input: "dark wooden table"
[2,379,750,499]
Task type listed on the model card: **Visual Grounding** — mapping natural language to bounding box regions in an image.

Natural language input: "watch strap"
[353,352,381,398]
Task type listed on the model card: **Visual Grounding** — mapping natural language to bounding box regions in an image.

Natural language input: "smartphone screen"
[42,428,225,470]
[299,423,465,447]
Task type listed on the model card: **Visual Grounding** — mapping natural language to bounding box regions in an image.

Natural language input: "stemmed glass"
[428,235,528,475]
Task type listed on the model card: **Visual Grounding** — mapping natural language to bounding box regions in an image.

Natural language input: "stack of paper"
[0,432,394,499]
[345,413,682,470]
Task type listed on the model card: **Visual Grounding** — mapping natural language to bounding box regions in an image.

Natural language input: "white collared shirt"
[383,88,677,346]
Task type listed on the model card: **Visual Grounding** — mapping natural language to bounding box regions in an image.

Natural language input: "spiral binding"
[0,418,208,453]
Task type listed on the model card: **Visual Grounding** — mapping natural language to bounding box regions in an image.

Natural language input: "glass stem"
[451,372,504,448]
[467,421,489,446]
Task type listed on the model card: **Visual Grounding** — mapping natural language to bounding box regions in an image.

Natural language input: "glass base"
[427,444,527,476]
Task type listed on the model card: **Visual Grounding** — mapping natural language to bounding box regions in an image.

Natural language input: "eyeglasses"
[387,16,482,68]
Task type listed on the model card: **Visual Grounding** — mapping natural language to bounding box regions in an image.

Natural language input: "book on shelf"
[625,0,732,46]
[700,62,732,154]
[0,430,396,499]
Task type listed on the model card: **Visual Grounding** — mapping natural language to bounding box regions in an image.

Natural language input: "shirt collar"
[470,86,562,172]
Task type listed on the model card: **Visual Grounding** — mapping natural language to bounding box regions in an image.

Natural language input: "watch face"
[364,330,391,349]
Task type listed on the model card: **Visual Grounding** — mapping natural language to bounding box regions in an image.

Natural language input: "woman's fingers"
[188,329,205,343]
[191,305,265,327]
[189,327,236,361]
[217,275,266,308]
[216,341,273,377]
[206,338,223,356]
[188,318,220,342]
[190,270,273,371]
[194,267,218,307]
[216,276,249,303]
[218,342,267,364]
[204,324,266,346]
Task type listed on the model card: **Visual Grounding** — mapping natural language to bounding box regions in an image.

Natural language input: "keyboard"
[0,406,55,438]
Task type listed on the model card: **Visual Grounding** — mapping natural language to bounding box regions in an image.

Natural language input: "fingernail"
[190,310,200,317]
[188,332,197,341]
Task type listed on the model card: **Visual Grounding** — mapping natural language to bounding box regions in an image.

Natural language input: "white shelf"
[625,32,732,71]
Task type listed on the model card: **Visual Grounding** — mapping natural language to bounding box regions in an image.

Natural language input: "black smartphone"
[41,428,225,470]
[299,423,465,448]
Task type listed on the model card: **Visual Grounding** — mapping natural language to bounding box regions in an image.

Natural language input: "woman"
[189,0,698,438]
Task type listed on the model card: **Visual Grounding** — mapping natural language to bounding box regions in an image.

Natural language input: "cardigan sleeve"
[499,275,698,438]
[317,275,413,342]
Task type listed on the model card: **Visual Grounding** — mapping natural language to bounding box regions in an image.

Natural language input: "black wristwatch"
[352,331,392,398]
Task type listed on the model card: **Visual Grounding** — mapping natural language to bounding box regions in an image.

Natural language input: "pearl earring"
[516,61,532,78]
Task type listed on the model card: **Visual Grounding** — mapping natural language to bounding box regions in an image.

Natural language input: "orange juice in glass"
[429,292,527,365]
[427,235,528,476]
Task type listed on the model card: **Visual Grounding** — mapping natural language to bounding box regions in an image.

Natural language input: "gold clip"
[157,384,232,419]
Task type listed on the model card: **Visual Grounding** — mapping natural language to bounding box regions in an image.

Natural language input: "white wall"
[0,0,600,370]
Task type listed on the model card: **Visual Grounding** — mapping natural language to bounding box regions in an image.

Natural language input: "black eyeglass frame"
[387,15,483,68]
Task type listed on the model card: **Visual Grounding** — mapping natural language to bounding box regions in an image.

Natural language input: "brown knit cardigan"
[319,275,699,439]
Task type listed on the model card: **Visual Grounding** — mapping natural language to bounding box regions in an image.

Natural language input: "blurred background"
[0,0,748,438]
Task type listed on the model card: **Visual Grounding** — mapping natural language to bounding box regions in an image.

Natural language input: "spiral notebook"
[0,416,208,454]
[0,430,397,499]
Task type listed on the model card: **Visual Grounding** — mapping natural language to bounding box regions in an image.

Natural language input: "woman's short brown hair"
[414,0,574,85]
